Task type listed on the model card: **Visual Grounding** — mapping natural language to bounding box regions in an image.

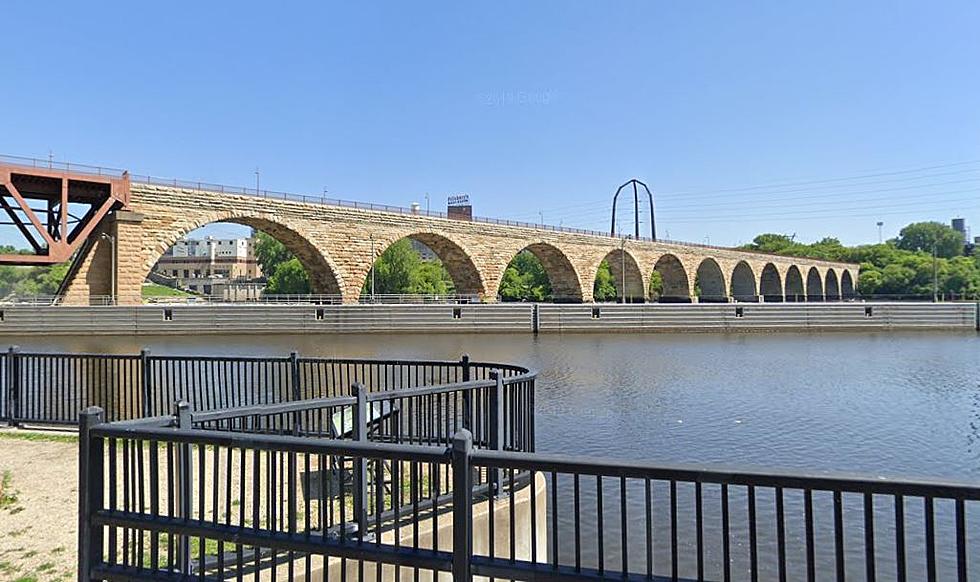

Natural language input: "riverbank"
[0,302,976,336]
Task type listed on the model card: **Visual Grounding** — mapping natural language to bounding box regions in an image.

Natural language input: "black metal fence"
[69,352,980,581]
[0,348,528,427]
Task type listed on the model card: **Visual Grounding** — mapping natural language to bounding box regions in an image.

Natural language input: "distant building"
[410,239,438,261]
[153,236,262,296]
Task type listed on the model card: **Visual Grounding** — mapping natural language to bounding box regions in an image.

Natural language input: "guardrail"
[0,349,532,426]
[0,152,856,265]
[75,357,978,581]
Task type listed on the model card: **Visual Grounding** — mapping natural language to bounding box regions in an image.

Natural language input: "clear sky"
[3,1,979,247]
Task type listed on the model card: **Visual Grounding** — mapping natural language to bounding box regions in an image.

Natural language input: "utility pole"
[620,237,627,304]
[100,232,116,304]
[876,221,884,244]
[370,234,376,302]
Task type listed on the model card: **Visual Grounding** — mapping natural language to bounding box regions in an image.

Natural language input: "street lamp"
[620,237,628,304]
[99,232,116,305]
[932,240,939,302]
[370,234,376,302]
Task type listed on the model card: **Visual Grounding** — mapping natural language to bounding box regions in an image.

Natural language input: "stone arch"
[825,269,841,301]
[366,231,485,298]
[653,254,691,302]
[784,266,805,302]
[760,263,783,302]
[730,261,757,302]
[503,242,584,303]
[597,247,645,302]
[841,270,856,299]
[695,258,727,302]
[143,213,344,296]
[806,267,824,302]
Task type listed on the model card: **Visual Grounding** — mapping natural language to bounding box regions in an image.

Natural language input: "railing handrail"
[0,152,858,267]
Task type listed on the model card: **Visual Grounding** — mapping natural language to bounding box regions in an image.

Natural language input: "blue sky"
[2,1,979,247]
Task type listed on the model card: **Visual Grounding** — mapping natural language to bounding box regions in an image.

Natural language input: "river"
[7,330,979,479]
[6,330,980,578]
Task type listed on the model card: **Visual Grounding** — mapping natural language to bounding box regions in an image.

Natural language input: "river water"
[7,331,980,578]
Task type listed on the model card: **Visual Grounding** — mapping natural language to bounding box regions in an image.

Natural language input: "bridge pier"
[61,210,145,305]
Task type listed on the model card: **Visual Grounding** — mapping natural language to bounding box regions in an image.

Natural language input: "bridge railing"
[0,153,855,266]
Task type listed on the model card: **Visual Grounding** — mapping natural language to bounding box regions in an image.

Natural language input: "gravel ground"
[0,431,78,582]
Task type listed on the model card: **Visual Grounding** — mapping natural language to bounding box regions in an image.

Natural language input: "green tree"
[364,239,455,296]
[254,232,294,276]
[266,258,310,294]
[894,222,963,258]
[499,251,551,301]
[648,271,663,299]
[593,260,617,301]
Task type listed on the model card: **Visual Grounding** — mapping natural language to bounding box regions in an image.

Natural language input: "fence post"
[78,406,105,582]
[489,370,504,495]
[140,349,151,418]
[290,351,301,434]
[175,401,193,574]
[461,354,472,430]
[452,429,474,582]
[7,346,19,426]
[351,383,369,540]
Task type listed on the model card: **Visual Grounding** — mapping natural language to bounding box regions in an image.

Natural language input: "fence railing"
[78,404,979,582]
[0,348,532,426]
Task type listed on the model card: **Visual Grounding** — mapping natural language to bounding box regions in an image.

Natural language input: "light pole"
[255,168,260,195]
[370,234,376,302]
[425,192,430,214]
[876,221,883,244]
[99,232,116,305]
[538,211,544,226]
[620,237,627,304]
[932,240,939,302]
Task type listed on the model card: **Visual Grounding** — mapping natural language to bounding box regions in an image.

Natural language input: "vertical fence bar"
[461,354,472,430]
[77,407,105,582]
[352,382,369,539]
[452,429,474,581]
[140,349,151,418]
[8,346,19,426]
[489,370,504,495]
[175,401,192,574]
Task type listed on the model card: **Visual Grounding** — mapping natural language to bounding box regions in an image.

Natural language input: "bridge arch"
[144,213,344,296]
[730,261,757,301]
[361,231,485,299]
[596,247,644,302]
[760,263,783,302]
[501,242,584,302]
[806,267,824,301]
[653,254,690,302]
[784,266,805,302]
[825,269,841,301]
[841,270,856,299]
[695,258,727,302]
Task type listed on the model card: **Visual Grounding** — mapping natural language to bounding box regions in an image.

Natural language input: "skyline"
[2,1,978,248]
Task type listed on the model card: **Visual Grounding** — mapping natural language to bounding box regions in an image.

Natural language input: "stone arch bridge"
[54,181,857,305]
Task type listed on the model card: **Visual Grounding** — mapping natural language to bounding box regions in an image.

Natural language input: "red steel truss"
[0,163,130,264]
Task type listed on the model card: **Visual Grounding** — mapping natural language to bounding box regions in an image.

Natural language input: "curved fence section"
[0,348,533,427]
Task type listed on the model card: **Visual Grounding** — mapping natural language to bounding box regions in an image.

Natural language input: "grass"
[142,283,193,298]
[0,430,77,444]
[0,470,19,510]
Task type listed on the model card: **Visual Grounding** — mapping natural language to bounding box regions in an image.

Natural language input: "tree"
[895,222,963,258]
[648,271,663,299]
[499,251,551,301]
[593,261,617,301]
[364,238,456,296]
[266,258,310,294]
[254,232,294,276]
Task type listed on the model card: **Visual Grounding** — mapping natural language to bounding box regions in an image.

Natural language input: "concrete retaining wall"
[537,302,979,333]
[0,302,975,336]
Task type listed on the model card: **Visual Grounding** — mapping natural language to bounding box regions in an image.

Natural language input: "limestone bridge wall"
[61,183,858,305]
